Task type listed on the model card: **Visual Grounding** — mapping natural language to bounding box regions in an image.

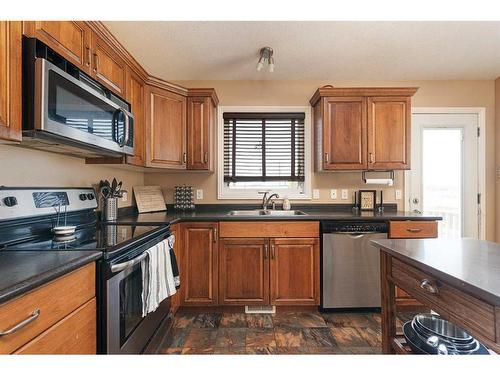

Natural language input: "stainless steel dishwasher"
[321,221,388,309]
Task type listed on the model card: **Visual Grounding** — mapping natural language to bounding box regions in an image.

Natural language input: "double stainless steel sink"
[227,209,307,217]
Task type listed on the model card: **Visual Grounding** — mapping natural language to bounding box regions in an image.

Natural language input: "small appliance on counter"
[403,313,490,355]
[0,186,174,354]
[174,185,195,211]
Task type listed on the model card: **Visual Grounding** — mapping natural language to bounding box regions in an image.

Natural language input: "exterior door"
[322,97,367,170]
[181,222,218,305]
[409,113,479,238]
[219,238,269,305]
[270,238,319,305]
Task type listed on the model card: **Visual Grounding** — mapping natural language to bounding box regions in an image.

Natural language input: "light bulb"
[257,61,264,71]
[268,57,275,72]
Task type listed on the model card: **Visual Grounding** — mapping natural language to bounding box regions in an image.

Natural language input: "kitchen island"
[372,238,500,354]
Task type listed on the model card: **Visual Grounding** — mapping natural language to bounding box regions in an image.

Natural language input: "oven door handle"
[111,252,148,273]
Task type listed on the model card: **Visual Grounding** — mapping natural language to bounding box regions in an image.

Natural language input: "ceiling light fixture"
[257,47,274,72]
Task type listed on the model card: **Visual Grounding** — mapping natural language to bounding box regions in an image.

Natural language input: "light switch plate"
[313,189,320,199]
[330,189,337,200]
[395,189,402,200]
[341,189,348,200]
[121,191,128,202]
[196,189,203,200]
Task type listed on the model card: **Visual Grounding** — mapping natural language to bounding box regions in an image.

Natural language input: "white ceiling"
[104,21,500,81]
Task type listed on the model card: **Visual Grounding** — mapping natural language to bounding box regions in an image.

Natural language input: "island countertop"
[371,238,500,306]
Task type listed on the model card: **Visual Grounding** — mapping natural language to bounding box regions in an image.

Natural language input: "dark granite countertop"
[0,251,102,304]
[115,204,442,225]
[372,238,500,306]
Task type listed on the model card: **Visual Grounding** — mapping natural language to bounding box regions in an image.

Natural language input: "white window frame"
[217,106,312,200]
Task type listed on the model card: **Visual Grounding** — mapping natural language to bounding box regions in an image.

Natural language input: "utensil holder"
[104,197,118,221]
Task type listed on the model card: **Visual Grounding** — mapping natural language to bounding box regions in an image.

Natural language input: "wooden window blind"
[223,112,305,183]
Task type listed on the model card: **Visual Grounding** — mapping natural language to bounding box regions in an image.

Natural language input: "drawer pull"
[0,309,41,337]
[420,279,439,294]
[407,228,423,233]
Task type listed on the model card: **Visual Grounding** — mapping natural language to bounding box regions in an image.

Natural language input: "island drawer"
[389,221,438,239]
[0,263,95,354]
[391,258,496,341]
[219,221,319,238]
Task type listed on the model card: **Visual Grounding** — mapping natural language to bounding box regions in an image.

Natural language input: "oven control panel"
[0,187,98,221]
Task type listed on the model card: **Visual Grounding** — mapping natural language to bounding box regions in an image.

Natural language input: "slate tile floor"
[158,310,414,355]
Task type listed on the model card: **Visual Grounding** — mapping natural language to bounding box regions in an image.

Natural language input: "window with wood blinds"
[223,112,305,183]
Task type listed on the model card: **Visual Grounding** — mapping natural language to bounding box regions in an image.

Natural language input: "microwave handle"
[113,108,130,147]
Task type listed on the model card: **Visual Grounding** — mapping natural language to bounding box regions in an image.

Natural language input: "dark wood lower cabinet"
[219,238,269,305]
[180,222,218,306]
[270,238,320,305]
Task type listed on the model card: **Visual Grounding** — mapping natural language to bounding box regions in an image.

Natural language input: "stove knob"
[3,196,18,207]
[79,193,87,201]
[86,193,95,200]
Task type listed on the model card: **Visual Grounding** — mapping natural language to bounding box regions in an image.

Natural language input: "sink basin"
[227,209,307,216]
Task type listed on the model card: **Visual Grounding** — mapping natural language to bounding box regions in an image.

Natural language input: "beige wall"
[0,146,144,208]
[496,78,500,242]
[144,79,496,241]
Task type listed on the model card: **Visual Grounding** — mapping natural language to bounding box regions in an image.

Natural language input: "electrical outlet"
[395,189,402,200]
[196,189,203,200]
[121,191,127,202]
[341,189,348,200]
[312,189,320,199]
[330,189,337,200]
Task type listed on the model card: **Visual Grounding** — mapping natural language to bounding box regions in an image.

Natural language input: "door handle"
[0,309,41,337]
[85,46,91,66]
[271,244,275,259]
[324,152,329,164]
[93,53,99,72]
[204,152,208,163]
[264,244,268,259]
[213,227,218,243]
[183,152,187,164]
[369,153,374,164]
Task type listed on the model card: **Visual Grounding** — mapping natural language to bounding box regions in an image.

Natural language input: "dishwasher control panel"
[321,221,388,233]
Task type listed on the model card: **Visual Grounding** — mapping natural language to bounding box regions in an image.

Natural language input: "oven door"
[106,252,171,354]
[35,58,134,156]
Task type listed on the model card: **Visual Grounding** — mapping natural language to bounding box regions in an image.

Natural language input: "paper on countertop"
[133,186,166,213]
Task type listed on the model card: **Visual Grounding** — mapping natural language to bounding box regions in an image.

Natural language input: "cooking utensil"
[412,314,474,344]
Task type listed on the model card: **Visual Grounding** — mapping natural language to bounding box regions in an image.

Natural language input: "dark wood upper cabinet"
[23,21,92,74]
[125,67,145,166]
[0,21,22,143]
[321,97,367,170]
[270,238,320,305]
[311,87,417,171]
[367,96,411,170]
[91,33,126,96]
[146,86,187,169]
[180,222,218,306]
[219,238,269,305]
[186,89,218,171]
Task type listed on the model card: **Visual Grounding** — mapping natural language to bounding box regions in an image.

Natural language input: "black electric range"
[0,187,173,354]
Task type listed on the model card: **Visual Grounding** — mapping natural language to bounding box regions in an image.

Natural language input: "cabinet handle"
[213,227,218,243]
[324,152,329,164]
[183,152,187,164]
[93,53,99,72]
[369,152,374,164]
[420,279,439,294]
[85,46,91,66]
[271,244,275,259]
[264,244,268,259]
[0,309,41,337]
[407,228,423,233]
[204,152,208,163]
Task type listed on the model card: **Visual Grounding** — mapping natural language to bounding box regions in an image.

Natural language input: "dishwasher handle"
[327,231,386,236]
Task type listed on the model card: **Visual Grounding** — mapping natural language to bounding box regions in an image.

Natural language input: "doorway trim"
[406,107,486,240]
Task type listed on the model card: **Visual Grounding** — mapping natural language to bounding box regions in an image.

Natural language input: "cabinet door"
[170,224,181,314]
[146,86,187,169]
[24,21,92,74]
[181,222,218,306]
[187,97,211,170]
[270,238,320,305]
[322,97,367,170]
[367,96,411,170]
[0,21,22,142]
[125,67,145,166]
[91,33,126,96]
[219,238,269,305]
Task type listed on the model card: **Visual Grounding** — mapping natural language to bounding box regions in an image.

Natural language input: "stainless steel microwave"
[22,53,134,158]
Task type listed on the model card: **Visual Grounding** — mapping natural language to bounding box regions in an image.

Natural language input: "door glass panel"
[422,128,462,238]
[119,265,143,345]
[47,70,125,143]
